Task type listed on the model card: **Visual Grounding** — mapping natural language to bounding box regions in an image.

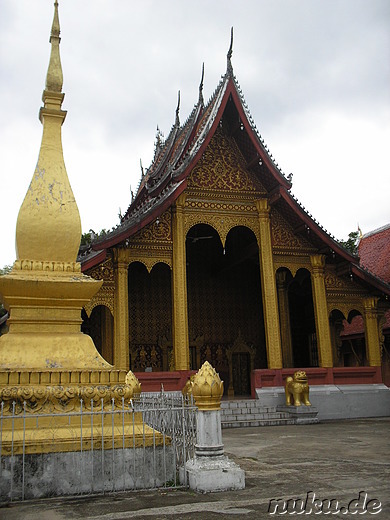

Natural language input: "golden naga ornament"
[191,361,223,410]
[285,370,312,407]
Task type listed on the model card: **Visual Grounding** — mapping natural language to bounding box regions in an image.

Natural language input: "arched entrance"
[330,309,367,367]
[128,261,172,371]
[186,223,266,395]
[81,305,114,364]
[288,268,318,367]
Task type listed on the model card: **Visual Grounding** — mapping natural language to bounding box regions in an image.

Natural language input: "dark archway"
[128,261,172,371]
[338,310,367,367]
[186,224,265,395]
[81,305,114,364]
[288,268,317,367]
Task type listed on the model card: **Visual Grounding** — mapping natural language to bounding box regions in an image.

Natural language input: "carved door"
[232,352,251,396]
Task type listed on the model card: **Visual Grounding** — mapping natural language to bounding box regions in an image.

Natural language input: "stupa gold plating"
[0,0,104,370]
[0,2,161,456]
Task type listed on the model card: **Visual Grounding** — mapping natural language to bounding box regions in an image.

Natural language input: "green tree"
[0,265,12,275]
[80,229,108,247]
[339,231,360,256]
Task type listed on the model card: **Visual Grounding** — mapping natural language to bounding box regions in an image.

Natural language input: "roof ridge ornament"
[198,63,205,105]
[155,125,163,156]
[175,90,181,127]
[226,27,233,76]
[45,0,63,92]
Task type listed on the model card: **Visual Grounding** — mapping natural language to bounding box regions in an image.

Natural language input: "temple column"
[276,270,293,367]
[363,297,381,366]
[256,199,283,369]
[172,194,190,370]
[113,248,129,370]
[310,255,333,367]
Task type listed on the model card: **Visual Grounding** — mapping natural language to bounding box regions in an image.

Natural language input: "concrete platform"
[1,417,389,519]
[256,383,390,420]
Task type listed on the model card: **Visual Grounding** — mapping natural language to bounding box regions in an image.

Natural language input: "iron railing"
[0,394,197,502]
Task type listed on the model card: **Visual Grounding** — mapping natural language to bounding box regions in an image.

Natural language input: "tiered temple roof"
[79,35,390,299]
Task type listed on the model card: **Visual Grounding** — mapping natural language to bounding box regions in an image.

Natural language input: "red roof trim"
[278,188,357,262]
[351,264,390,296]
[81,249,107,273]
[228,83,291,190]
[173,79,232,182]
[91,181,188,252]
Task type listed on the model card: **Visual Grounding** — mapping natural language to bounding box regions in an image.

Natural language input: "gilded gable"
[187,126,265,193]
[271,209,315,251]
[131,210,172,243]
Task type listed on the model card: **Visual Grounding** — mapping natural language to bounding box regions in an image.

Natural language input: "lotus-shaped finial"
[192,361,223,410]
[125,370,142,400]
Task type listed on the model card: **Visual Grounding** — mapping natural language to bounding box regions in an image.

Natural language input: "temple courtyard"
[1,417,389,519]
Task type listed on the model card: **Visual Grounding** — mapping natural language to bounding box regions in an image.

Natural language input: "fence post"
[180,361,245,492]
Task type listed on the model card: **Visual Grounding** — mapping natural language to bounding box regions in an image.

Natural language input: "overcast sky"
[0,0,389,267]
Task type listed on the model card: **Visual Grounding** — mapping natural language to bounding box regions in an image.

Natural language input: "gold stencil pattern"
[132,210,172,242]
[187,126,263,192]
[271,210,314,250]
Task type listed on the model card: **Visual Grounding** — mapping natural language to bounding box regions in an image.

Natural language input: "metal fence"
[0,393,197,502]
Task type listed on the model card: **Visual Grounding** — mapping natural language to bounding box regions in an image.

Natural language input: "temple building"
[79,36,390,399]
[340,225,390,387]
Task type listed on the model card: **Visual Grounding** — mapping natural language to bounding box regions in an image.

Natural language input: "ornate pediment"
[87,256,114,282]
[187,126,264,193]
[131,210,172,243]
[271,210,314,251]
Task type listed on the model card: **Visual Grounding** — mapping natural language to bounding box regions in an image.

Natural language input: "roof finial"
[155,125,163,156]
[358,224,363,239]
[140,158,144,178]
[227,27,234,76]
[45,0,63,92]
[198,63,205,105]
[175,90,181,127]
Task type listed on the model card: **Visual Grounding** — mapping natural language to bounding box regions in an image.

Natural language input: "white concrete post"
[181,362,245,492]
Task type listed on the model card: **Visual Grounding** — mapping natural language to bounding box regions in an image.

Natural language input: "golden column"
[310,255,333,367]
[113,248,130,370]
[256,199,283,369]
[171,194,190,370]
[276,270,294,367]
[363,297,381,366]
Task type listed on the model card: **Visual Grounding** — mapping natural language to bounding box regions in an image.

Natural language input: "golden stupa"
[0,1,158,455]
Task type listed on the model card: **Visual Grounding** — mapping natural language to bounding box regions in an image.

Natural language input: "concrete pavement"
[1,418,389,519]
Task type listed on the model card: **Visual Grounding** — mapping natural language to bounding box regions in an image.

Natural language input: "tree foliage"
[0,265,12,275]
[339,231,360,256]
[80,229,107,246]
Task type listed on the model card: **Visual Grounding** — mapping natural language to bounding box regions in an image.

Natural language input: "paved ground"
[1,418,389,519]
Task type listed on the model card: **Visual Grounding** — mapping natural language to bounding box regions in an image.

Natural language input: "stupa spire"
[15,0,81,263]
[0,0,106,371]
[45,0,63,93]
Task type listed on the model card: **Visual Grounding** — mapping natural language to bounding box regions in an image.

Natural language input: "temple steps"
[220,398,294,428]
